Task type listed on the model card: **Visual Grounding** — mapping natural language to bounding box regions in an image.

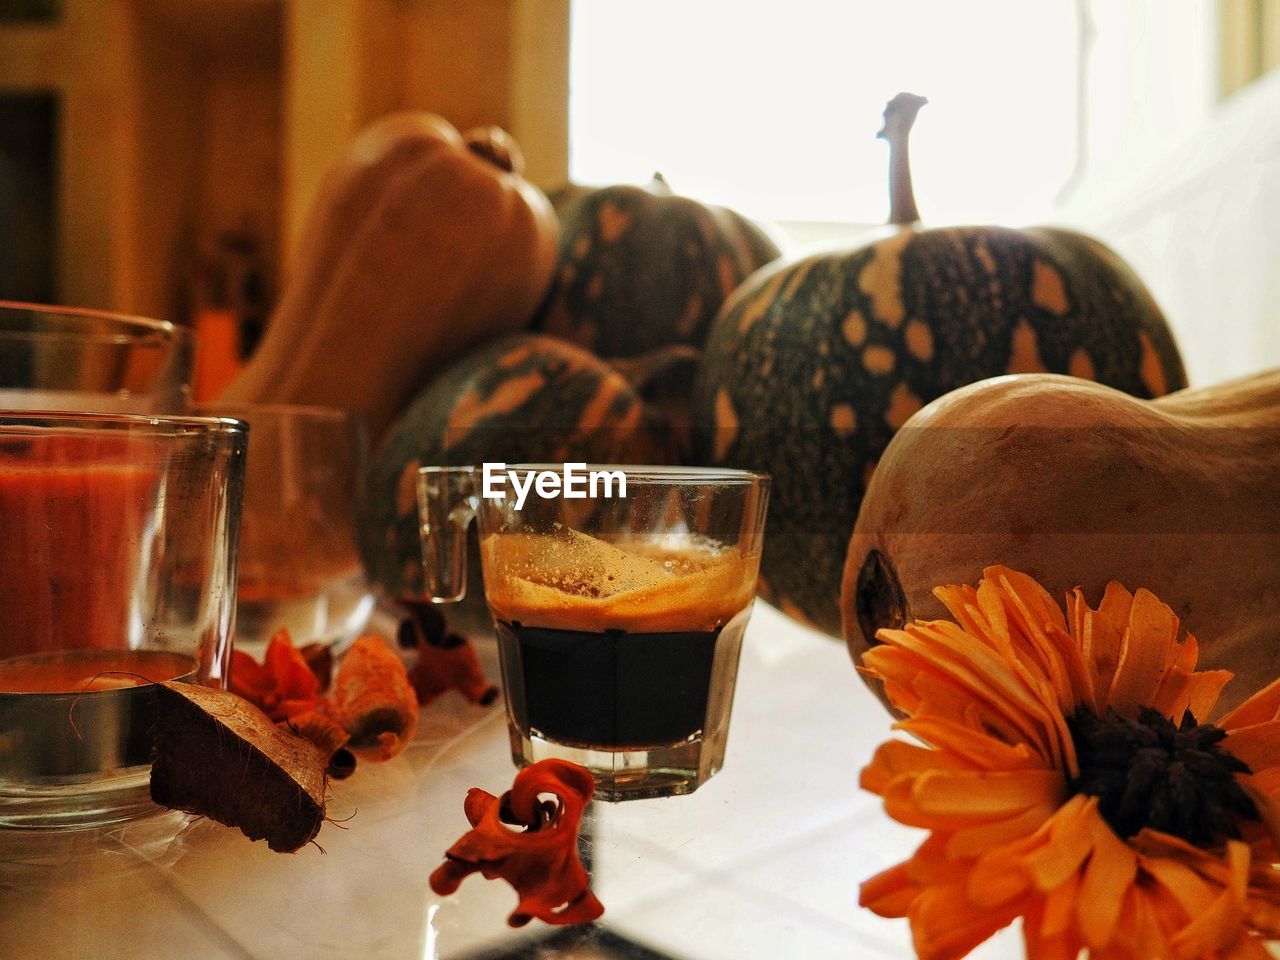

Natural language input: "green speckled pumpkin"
[690,93,1188,636]
[536,177,782,357]
[360,333,675,601]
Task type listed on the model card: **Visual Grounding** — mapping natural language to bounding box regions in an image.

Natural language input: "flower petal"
[911,882,1023,960]
[1023,796,1097,893]
[1078,581,1135,703]
[1222,936,1275,960]
[1221,676,1280,730]
[1106,589,1180,715]
[1185,670,1233,725]
[911,768,1066,819]
[1240,781,1280,858]
[932,584,986,639]
[1150,632,1201,720]
[991,569,1077,709]
[1077,815,1137,950]
[861,738,974,796]
[1168,841,1249,959]
[966,831,1045,908]
[988,566,1067,633]
[1021,921,1078,960]
[1038,866,1080,939]
[1120,886,1175,960]
[1222,721,1280,775]
[1143,854,1220,920]
[1245,895,1280,940]
[944,804,1057,860]
[880,623,1067,766]
[264,630,320,699]
[860,861,916,918]
[894,717,1043,772]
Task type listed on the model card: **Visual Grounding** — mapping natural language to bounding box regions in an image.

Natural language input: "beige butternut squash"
[843,370,1280,714]
[223,114,559,439]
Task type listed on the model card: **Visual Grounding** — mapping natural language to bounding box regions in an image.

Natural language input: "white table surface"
[0,601,1029,960]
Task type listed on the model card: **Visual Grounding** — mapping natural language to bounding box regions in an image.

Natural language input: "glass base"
[234,571,375,652]
[0,769,163,829]
[512,729,721,801]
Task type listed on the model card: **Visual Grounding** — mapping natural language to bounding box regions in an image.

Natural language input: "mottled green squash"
[536,176,782,357]
[546,181,593,216]
[360,334,675,602]
[691,93,1188,635]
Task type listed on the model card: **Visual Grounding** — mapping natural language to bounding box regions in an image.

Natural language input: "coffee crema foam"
[481,528,760,633]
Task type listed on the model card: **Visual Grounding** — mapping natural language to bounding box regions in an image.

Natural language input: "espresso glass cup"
[0,302,193,413]
[418,464,769,801]
[196,403,374,651]
[0,412,246,828]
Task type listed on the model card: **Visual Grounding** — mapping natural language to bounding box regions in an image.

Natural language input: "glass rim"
[0,301,189,347]
[0,410,247,437]
[194,400,358,422]
[418,463,770,485]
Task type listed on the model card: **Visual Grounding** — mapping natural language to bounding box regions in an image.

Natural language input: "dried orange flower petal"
[429,759,604,927]
[229,628,323,722]
[400,603,498,707]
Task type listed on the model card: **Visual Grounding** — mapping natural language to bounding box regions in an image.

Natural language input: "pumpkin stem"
[464,126,524,176]
[648,171,674,195]
[877,93,928,226]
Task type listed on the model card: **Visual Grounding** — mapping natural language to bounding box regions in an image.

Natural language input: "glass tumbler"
[0,301,193,413]
[197,403,374,651]
[418,464,769,801]
[0,412,246,828]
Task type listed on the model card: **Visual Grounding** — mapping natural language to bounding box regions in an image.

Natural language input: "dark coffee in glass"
[418,466,768,801]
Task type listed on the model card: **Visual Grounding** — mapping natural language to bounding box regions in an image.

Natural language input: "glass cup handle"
[416,466,480,604]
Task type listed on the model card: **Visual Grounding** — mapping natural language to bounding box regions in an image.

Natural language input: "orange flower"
[229,629,323,722]
[860,566,1280,960]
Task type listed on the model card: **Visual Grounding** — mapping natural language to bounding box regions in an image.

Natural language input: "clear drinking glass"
[418,464,769,801]
[197,402,374,651]
[0,412,246,828]
[0,301,193,413]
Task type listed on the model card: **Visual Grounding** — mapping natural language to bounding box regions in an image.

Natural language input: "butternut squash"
[842,371,1280,713]
[223,114,559,439]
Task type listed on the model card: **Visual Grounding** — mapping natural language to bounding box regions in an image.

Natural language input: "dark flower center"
[1067,706,1259,848]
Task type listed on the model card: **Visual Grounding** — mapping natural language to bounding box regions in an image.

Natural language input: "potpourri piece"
[430,759,604,927]
[229,629,323,722]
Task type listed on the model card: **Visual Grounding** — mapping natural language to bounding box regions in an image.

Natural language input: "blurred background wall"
[0,0,568,327]
[0,0,1278,387]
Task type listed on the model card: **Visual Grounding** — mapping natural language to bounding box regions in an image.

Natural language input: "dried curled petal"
[284,710,356,781]
[429,759,604,927]
[400,604,498,707]
[230,629,323,722]
[330,636,419,761]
